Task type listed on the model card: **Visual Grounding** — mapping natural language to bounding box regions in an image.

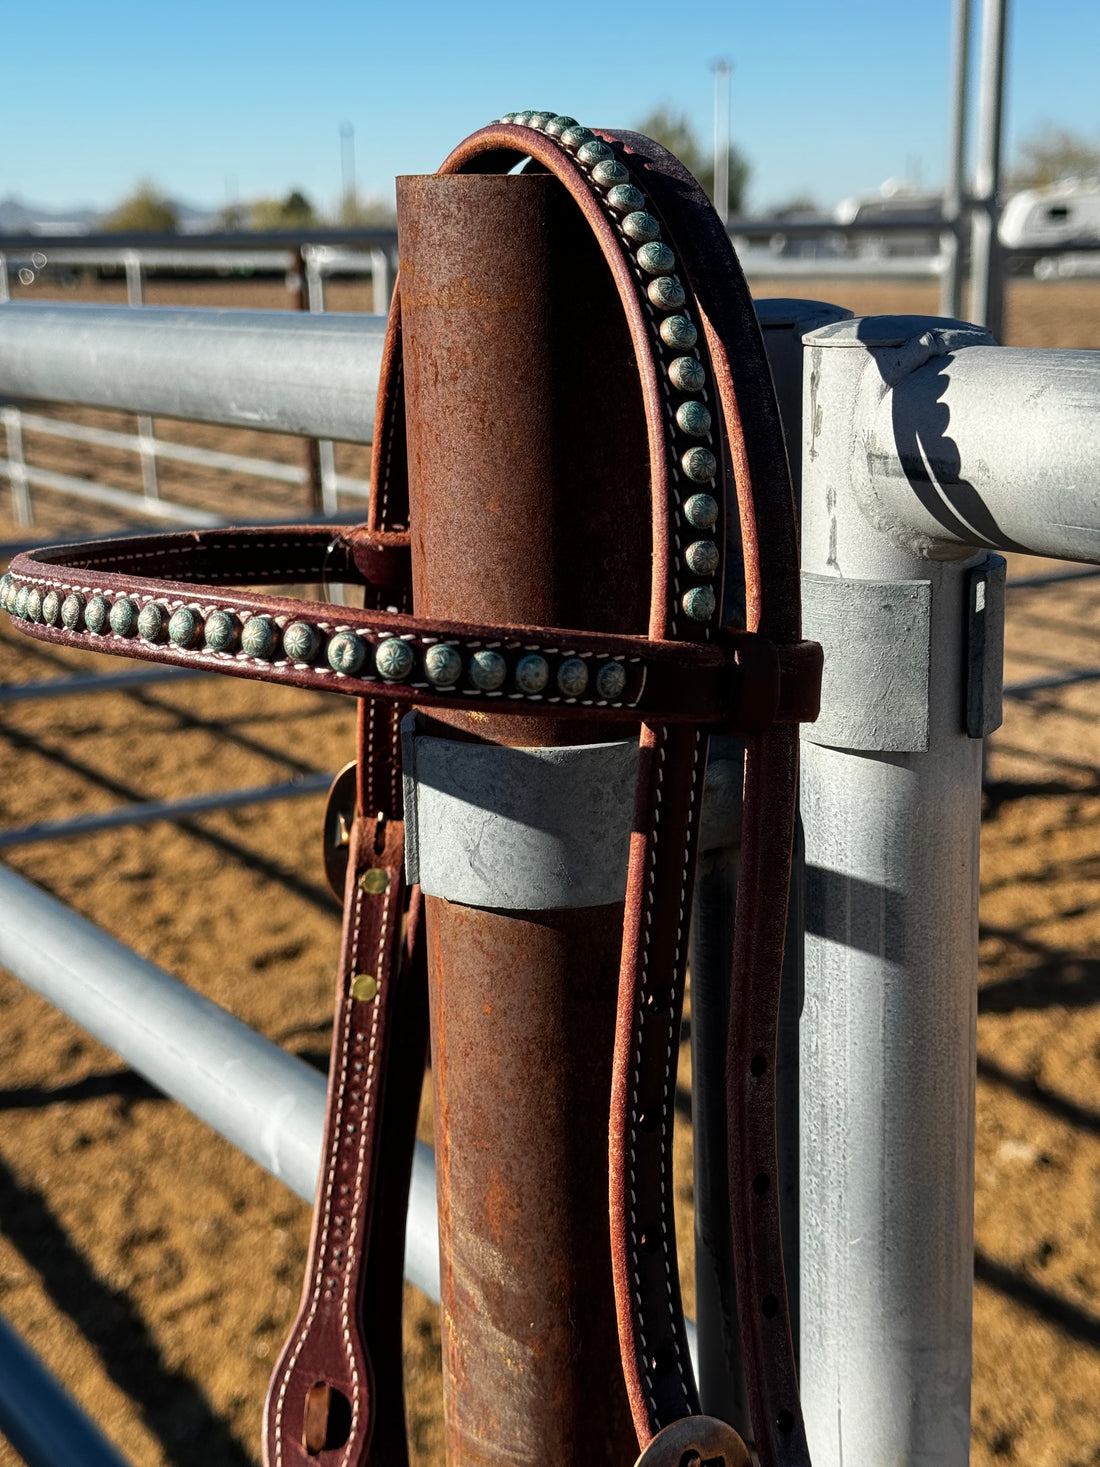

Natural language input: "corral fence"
[0,282,1098,1467]
[1,209,1096,541]
[0,227,398,527]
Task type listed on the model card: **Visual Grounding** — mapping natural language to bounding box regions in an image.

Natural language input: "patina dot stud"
[424,644,462,687]
[86,595,111,635]
[351,973,379,1003]
[41,590,60,625]
[661,315,698,351]
[515,654,549,694]
[676,401,712,437]
[607,183,646,213]
[499,112,517,124]
[596,662,628,700]
[686,540,720,576]
[648,276,686,311]
[468,648,507,690]
[374,637,415,682]
[557,657,589,697]
[359,868,390,895]
[623,211,661,244]
[685,492,719,530]
[109,597,138,637]
[136,601,166,641]
[61,593,85,630]
[577,139,614,167]
[0,574,10,609]
[168,606,202,649]
[25,588,42,622]
[544,115,577,139]
[512,110,534,126]
[560,125,595,150]
[592,158,630,187]
[241,615,278,659]
[13,584,29,619]
[204,608,238,652]
[683,585,717,622]
[327,631,366,675]
[669,356,706,393]
[682,446,717,483]
[637,241,676,276]
[528,111,555,129]
[283,621,321,664]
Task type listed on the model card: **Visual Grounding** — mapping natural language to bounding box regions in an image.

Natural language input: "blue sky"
[4,0,1097,216]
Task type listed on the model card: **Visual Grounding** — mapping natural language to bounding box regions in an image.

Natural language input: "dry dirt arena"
[0,272,1097,1466]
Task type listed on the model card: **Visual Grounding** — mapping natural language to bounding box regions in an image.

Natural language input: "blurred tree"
[248,189,318,229]
[103,180,177,232]
[337,187,397,227]
[1010,125,1100,189]
[633,107,751,214]
[216,202,248,231]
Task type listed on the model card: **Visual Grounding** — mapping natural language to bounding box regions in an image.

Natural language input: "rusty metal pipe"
[397,171,651,1466]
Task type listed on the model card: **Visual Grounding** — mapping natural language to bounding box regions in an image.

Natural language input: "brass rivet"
[351,973,378,1002]
[358,868,389,895]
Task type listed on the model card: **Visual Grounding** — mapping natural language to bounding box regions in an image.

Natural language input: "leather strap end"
[342,529,412,591]
[777,639,823,725]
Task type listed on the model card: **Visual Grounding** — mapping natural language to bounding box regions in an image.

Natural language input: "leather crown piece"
[3,112,821,1467]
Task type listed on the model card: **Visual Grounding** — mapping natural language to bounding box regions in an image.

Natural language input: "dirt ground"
[0,272,1097,1466]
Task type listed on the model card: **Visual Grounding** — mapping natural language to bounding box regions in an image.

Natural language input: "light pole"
[340,121,356,218]
[712,59,733,221]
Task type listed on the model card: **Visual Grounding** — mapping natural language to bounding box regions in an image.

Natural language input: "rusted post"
[396,171,650,1466]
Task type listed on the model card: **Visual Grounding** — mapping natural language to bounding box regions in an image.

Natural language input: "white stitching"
[625,726,699,1414]
[272,876,368,1466]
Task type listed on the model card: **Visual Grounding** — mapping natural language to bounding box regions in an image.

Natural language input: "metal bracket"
[965,553,1006,738]
[401,714,638,910]
[800,573,933,752]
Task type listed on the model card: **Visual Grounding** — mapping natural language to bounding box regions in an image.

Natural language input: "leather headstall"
[1,111,821,1467]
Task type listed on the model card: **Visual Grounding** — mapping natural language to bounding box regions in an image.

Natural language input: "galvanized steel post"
[397,171,649,1467]
[797,314,998,1467]
[940,0,973,320]
[969,0,1009,338]
[122,250,161,506]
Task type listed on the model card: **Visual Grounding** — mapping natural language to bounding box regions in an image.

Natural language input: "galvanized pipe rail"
[0,304,386,442]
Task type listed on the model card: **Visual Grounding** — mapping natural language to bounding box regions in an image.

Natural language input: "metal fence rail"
[0,305,385,441]
[0,304,386,526]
